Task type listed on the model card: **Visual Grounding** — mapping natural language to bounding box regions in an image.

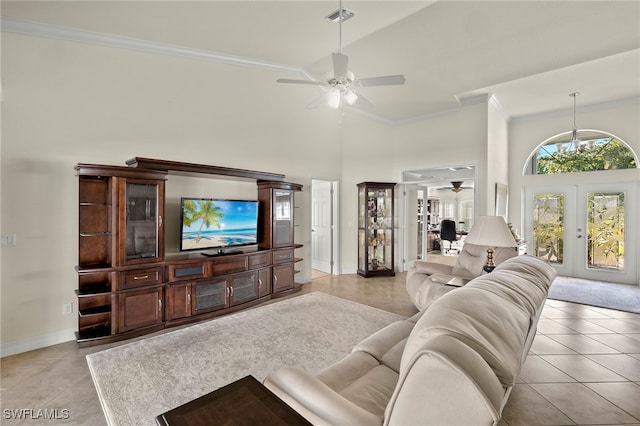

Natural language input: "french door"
[525,182,638,284]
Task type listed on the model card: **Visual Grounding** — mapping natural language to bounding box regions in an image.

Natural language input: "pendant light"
[569,92,581,150]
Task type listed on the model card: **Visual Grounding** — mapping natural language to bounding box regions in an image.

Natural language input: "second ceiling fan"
[277,1,406,110]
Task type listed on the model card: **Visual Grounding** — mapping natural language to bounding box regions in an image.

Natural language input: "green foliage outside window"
[535,138,636,174]
[587,192,624,270]
[532,194,564,264]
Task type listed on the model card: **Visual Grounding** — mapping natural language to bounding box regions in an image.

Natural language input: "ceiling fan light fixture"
[277,0,405,111]
[328,90,341,109]
[343,90,358,105]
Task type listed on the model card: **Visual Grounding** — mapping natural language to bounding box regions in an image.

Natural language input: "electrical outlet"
[63,303,73,314]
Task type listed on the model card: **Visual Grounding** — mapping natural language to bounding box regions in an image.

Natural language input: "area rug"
[86,292,404,426]
[548,276,640,313]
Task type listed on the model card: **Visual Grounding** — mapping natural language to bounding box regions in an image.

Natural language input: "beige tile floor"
[1,272,639,425]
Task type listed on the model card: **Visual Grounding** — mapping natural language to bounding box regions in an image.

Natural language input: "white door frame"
[397,183,425,272]
[310,179,340,275]
[525,182,638,284]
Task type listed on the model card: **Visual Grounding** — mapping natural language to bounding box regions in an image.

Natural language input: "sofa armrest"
[412,261,454,276]
[264,367,382,426]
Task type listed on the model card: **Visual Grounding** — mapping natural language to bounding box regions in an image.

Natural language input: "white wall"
[0,30,343,353]
[338,101,491,273]
[487,97,510,216]
[339,114,393,274]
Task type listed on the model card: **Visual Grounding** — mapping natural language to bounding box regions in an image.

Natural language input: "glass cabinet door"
[124,180,163,264]
[273,189,294,247]
[357,182,395,277]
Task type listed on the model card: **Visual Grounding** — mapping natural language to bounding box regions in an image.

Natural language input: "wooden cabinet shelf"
[77,324,111,341]
[79,305,111,316]
[76,284,111,296]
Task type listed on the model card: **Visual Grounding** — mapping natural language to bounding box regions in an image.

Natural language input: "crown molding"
[2,16,401,123]
[0,16,510,127]
[511,96,640,123]
[1,16,302,74]
[459,93,493,107]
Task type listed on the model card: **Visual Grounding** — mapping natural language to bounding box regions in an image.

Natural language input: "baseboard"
[1,328,76,357]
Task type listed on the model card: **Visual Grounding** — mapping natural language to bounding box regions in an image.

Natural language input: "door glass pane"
[533,193,564,264]
[195,280,226,312]
[274,190,292,246]
[358,229,365,271]
[125,183,158,260]
[231,273,258,304]
[587,192,624,271]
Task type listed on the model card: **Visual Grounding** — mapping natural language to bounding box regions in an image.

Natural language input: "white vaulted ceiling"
[2,1,639,123]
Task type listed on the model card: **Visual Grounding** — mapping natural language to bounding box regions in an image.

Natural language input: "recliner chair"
[406,242,517,310]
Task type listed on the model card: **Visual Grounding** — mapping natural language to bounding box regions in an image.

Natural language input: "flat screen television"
[180,198,259,252]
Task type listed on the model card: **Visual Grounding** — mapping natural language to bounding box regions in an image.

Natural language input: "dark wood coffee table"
[155,375,311,426]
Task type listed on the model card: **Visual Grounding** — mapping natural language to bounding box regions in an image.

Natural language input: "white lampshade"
[465,216,516,248]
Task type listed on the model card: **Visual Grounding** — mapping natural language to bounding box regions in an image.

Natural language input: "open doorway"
[311,179,339,278]
[400,166,476,271]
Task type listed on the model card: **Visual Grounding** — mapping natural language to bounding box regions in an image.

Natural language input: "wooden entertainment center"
[75,158,303,346]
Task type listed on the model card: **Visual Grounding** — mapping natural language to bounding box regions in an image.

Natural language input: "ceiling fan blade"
[355,75,406,87]
[306,91,332,109]
[350,92,374,111]
[332,53,349,79]
[277,78,328,86]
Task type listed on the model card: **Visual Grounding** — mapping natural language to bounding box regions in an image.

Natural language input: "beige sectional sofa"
[264,255,556,425]
[406,243,517,310]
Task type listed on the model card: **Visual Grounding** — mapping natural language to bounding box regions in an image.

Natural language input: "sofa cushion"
[315,351,380,392]
[468,257,554,319]
[386,334,505,426]
[314,351,398,421]
[336,365,398,420]
[352,320,415,372]
[451,243,488,278]
[400,286,530,386]
[413,261,454,276]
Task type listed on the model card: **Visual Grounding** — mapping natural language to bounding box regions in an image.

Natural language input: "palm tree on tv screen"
[183,199,224,243]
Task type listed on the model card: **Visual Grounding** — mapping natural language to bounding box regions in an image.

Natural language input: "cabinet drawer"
[120,267,163,289]
[211,256,248,275]
[168,261,208,282]
[272,248,294,264]
[248,252,271,269]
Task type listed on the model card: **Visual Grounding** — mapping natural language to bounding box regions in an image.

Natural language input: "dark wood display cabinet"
[76,164,167,344]
[357,182,396,278]
[76,159,303,347]
[258,181,303,296]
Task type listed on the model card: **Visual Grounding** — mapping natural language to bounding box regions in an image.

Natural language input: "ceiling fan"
[276,1,406,110]
[437,181,474,193]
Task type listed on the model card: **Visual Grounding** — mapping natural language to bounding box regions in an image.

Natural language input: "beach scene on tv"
[180,199,258,251]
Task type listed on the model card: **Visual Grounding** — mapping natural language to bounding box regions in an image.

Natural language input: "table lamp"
[464,216,517,272]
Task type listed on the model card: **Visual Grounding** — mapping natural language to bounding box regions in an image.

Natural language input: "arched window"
[524,130,637,175]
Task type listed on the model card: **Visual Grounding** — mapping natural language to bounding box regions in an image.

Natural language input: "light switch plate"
[0,234,16,246]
